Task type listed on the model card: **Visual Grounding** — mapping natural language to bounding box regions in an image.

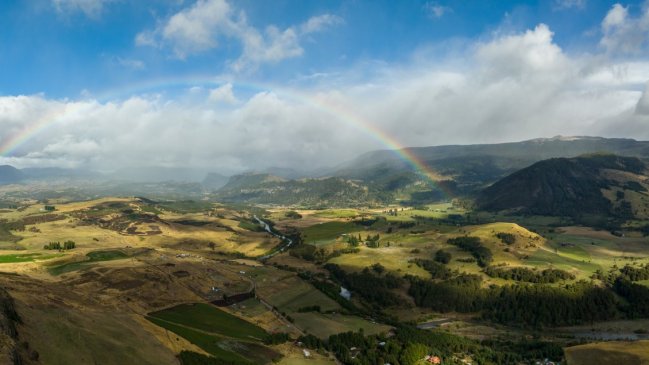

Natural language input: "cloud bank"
[2,3,649,174]
[135,0,342,71]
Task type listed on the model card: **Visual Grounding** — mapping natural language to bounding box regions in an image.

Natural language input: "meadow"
[47,249,129,276]
[564,341,649,365]
[147,303,280,364]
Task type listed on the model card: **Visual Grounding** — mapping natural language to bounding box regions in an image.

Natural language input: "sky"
[1,0,649,173]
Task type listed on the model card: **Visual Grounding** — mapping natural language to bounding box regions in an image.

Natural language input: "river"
[254,215,294,260]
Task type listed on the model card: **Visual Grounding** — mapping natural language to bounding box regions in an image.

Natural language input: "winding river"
[254,215,294,260]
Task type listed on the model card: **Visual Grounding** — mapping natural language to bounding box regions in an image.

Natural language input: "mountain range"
[3,136,649,211]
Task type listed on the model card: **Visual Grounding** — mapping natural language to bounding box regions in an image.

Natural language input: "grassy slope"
[147,303,280,364]
[565,341,649,365]
[149,303,268,341]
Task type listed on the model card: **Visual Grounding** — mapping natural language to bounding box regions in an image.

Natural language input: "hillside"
[202,172,229,190]
[477,154,649,219]
[215,175,380,207]
[335,136,649,191]
[0,166,24,185]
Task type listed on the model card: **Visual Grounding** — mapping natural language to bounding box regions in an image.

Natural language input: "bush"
[434,250,452,264]
[496,232,516,245]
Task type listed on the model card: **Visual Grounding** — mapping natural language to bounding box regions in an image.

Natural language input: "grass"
[18,304,178,365]
[262,277,340,314]
[290,312,391,339]
[526,248,601,278]
[0,253,62,263]
[147,303,281,364]
[301,221,361,244]
[148,303,268,341]
[47,249,129,276]
[328,246,431,278]
[564,340,649,365]
[147,317,253,364]
[158,200,215,213]
[312,209,360,218]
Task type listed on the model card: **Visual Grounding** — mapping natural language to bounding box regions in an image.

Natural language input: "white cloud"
[208,83,237,104]
[136,0,342,70]
[52,0,112,18]
[476,24,570,82]
[116,57,146,70]
[300,14,344,34]
[423,2,452,19]
[600,3,649,54]
[3,21,649,172]
[554,0,586,10]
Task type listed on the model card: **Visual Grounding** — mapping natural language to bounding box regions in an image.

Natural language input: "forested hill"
[476,154,649,218]
[333,136,649,191]
[214,175,382,207]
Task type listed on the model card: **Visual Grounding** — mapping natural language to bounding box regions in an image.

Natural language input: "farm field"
[149,303,269,341]
[147,303,281,364]
[0,197,645,364]
[47,249,130,276]
[565,341,649,365]
[290,312,391,339]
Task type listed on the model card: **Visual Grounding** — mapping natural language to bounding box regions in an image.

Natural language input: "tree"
[371,263,385,274]
[347,235,359,247]
[400,343,429,365]
[434,250,452,264]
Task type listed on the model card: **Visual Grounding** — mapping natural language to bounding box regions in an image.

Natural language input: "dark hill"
[202,172,229,190]
[334,136,649,193]
[0,165,24,185]
[476,154,648,218]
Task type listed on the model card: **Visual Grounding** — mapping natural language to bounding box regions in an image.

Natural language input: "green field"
[147,317,255,364]
[149,303,268,341]
[47,249,129,276]
[0,253,62,263]
[312,209,360,218]
[301,221,362,244]
[147,303,280,364]
[262,278,341,314]
[290,312,391,339]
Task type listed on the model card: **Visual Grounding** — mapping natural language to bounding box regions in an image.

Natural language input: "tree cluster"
[619,264,649,281]
[484,266,575,283]
[298,326,563,365]
[43,240,76,250]
[495,232,516,245]
[434,249,452,264]
[325,263,403,307]
[447,236,493,267]
[412,259,453,280]
[408,276,619,327]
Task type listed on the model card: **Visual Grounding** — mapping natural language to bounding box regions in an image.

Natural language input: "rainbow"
[0,76,451,198]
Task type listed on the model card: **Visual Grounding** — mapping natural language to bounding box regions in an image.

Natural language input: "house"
[425,355,441,364]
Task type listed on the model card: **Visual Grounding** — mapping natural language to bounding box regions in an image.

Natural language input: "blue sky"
[0,0,642,98]
[1,0,649,172]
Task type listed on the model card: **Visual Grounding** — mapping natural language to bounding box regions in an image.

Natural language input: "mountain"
[202,172,229,190]
[215,174,380,207]
[110,167,208,183]
[21,167,102,180]
[335,136,649,192]
[260,167,312,180]
[219,173,286,191]
[0,165,24,184]
[476,154,649,220]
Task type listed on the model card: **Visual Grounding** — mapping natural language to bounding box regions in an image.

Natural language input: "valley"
[0,152,648,364]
